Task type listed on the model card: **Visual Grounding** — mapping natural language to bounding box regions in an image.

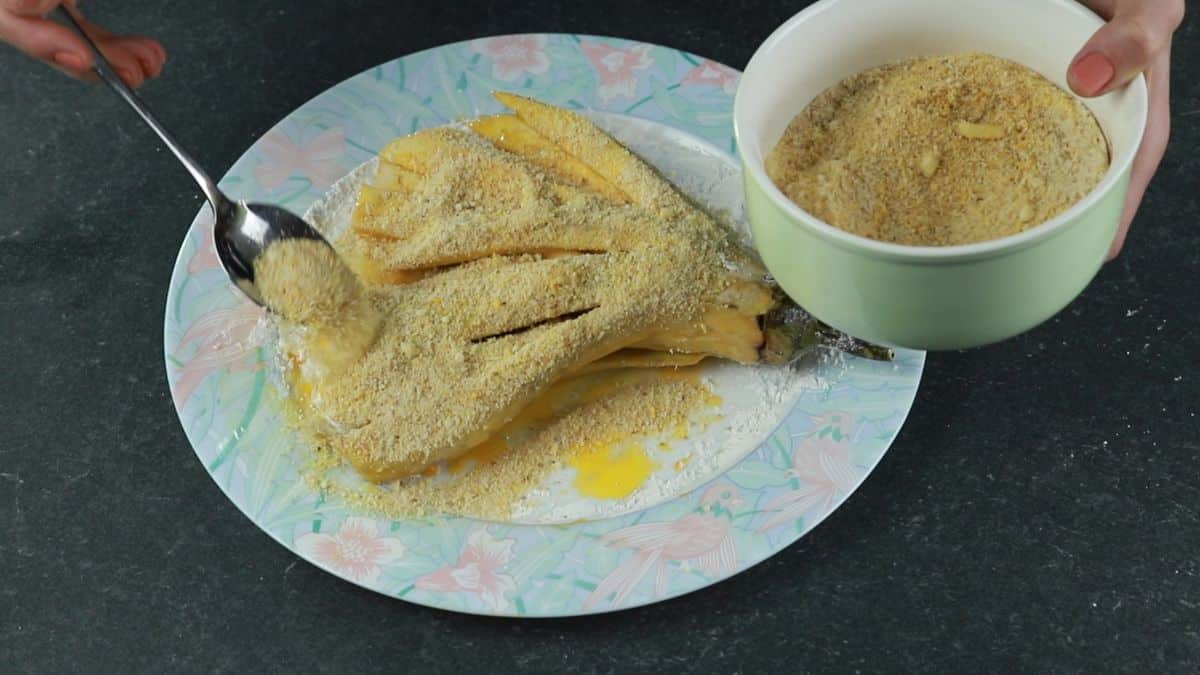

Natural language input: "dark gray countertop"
[2,1,1198,672]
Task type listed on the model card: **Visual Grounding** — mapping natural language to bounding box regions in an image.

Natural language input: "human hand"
[0,0,165,87]
[1069,0,1185,259]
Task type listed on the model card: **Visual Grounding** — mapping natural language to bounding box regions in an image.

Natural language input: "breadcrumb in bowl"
[735,0,1148,349]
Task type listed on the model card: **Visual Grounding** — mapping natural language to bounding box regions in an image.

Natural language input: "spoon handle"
[54,6,227,211]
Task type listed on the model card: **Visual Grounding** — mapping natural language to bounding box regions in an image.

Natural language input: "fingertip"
[1106,240,1124,261]
[138,37,167,76]
[117,66,144,88]
[115,37,163,79]
[1107,212,1135,261]
[147,38,167,65]
[1106,221,1129,260]
[1068,51,1115,97]
[121,41,160,78]
[144,59,163,79]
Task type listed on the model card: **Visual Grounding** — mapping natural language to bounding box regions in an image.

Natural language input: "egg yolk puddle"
[556,367,720,499]
[568,438,658,499]
[296,359,725,521]
[433,364,720,501]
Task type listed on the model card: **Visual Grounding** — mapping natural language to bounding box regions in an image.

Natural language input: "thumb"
[1068,0,1185,97]
[0,0,67,15]
[0,14,94,76]
[0,3,94,77]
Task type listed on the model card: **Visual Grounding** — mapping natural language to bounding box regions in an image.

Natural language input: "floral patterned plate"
[164,34,925,616]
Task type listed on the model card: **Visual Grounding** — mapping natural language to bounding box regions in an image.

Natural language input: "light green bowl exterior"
[744,167,1130,350]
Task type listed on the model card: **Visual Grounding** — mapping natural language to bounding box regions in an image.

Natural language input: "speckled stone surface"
[1,1,1197,672]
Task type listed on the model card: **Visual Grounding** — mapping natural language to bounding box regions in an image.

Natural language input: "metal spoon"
[55,6,327,306]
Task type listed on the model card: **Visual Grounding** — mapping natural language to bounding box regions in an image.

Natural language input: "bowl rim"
[733,0,1149,264]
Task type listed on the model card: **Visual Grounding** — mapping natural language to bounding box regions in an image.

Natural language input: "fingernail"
[52,51,86,72]
[1071,52,1115,96]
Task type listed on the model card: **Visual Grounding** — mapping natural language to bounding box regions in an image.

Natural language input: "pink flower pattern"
[254,126,346,190]
[472,35,551,82]
[295,517,406,585]
[585,483,742,609]
[171,291,266,408]
[415,529,518,612]
[757,411,860,533]
[580,41,653,103]
[681,59,739,96]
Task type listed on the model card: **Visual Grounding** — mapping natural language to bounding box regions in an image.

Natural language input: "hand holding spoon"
[55,6,328,306]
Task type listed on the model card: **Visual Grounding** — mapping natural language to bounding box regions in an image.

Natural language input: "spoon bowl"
[56,6,330,307]
[213,198,328,305]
